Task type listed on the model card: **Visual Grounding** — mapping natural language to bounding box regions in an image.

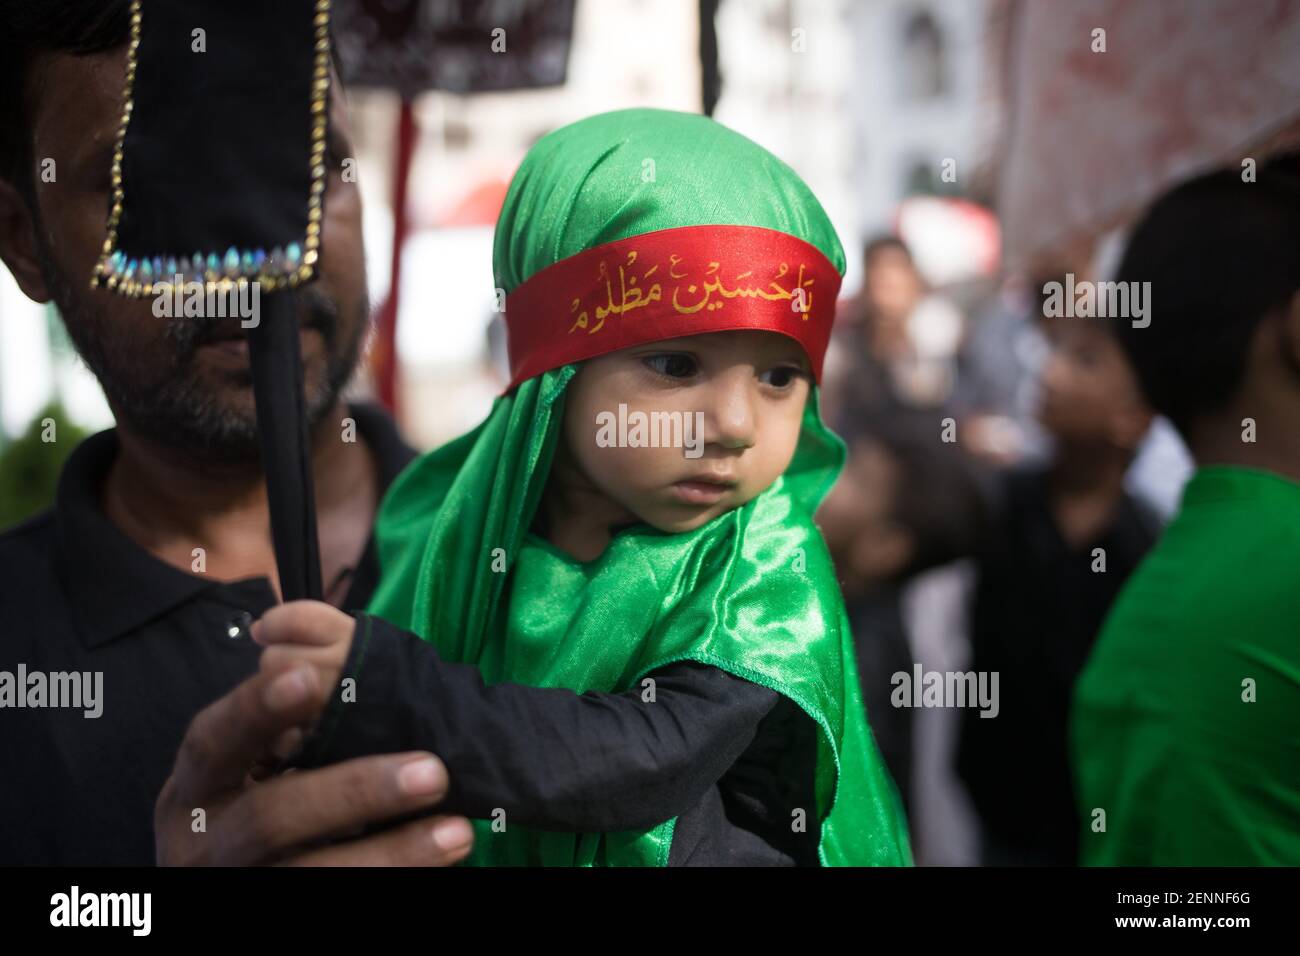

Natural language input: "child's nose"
[705,374,758,450]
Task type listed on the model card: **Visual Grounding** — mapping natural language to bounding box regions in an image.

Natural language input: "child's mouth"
[671,477,736,505]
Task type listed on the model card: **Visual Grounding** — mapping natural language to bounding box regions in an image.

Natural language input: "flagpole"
[246,288,323,602]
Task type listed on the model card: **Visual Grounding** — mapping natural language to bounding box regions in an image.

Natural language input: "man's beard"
[40,251,369,463]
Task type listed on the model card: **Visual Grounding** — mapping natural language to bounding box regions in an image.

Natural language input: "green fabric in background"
[368,108,911,865]
[1072,466,1300,865]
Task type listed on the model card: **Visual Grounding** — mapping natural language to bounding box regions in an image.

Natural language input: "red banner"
[502,224,842,392]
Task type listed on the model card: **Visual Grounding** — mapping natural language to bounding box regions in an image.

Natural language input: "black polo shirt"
[0,403,416,865]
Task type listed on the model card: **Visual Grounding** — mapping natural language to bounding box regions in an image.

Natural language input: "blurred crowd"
[815,232,1190,866]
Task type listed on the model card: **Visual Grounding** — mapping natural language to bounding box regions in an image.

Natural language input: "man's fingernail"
[397,757,445,796]
[264,668,313,711]
[431,817,473,852]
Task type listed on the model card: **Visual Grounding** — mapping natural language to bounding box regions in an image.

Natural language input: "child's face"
[561,330,812,533]
[1035,316,1151,448]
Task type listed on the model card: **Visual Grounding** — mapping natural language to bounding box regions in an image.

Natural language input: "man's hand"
[155,653,474,865]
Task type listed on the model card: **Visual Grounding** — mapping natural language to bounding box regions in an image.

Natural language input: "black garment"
[956,466,1161,865]
[294,614,822,865]
[0,403,414,865]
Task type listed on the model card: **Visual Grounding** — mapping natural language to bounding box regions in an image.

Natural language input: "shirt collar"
[55,402,415,649]
[1181,465,1300,510]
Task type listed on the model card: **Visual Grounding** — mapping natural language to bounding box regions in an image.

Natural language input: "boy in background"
[1073,158,1300,865]
[958,283,1159,866]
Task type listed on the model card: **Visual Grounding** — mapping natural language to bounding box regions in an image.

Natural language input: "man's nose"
[704,371,757,450]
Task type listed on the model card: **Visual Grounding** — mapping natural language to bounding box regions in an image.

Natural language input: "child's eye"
[759,365,805,389]
[643,353,698,379]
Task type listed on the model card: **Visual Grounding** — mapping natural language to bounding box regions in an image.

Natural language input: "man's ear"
[0,176,52,303]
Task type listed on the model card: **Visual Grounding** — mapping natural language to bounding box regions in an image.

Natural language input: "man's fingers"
[171,661,323,804]
[276,814,475,867]
[210,752,454,865]
[252,600,354,647]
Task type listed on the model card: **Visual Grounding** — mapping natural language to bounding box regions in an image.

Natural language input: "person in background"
[1072,157,1300,865]
[819,403,986,824]
[957,279,1160,866]
[824,235,966,422]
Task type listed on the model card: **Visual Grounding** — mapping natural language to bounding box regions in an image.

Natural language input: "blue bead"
[253,248,267,269]
[125,258,137,278]
[206,253,220,274]
[240,251,256,275]
[286,242,302,266]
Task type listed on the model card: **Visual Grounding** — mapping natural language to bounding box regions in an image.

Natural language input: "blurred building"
[851,0,990,232]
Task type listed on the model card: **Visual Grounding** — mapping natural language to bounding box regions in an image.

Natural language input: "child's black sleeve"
[290,612,789,834]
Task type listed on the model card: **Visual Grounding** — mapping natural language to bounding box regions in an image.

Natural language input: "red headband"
[501,224,842,393]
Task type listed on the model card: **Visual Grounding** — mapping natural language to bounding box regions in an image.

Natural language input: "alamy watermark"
[1042,273,1150,328]
[152,275,260,328]
[50,886,150,935]
[891,665,999,718]
[0,665,102,718]
[595,404,705,458]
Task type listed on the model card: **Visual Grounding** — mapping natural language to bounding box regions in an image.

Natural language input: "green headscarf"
[368,108,912,866]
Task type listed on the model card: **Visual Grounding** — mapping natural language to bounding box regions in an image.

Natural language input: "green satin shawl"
[366,107,910,865]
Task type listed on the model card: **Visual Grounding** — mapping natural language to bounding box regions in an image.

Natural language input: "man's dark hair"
[1115,154,1300,436]
[0,1,132,203]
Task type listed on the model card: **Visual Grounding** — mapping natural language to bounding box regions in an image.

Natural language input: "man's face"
[20,44,368,459]
[560,331,812,534]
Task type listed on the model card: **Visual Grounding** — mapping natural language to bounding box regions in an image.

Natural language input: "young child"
[254,108,912,866]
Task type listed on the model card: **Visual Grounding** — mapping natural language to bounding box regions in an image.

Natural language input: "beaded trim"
[91,0,332,298]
